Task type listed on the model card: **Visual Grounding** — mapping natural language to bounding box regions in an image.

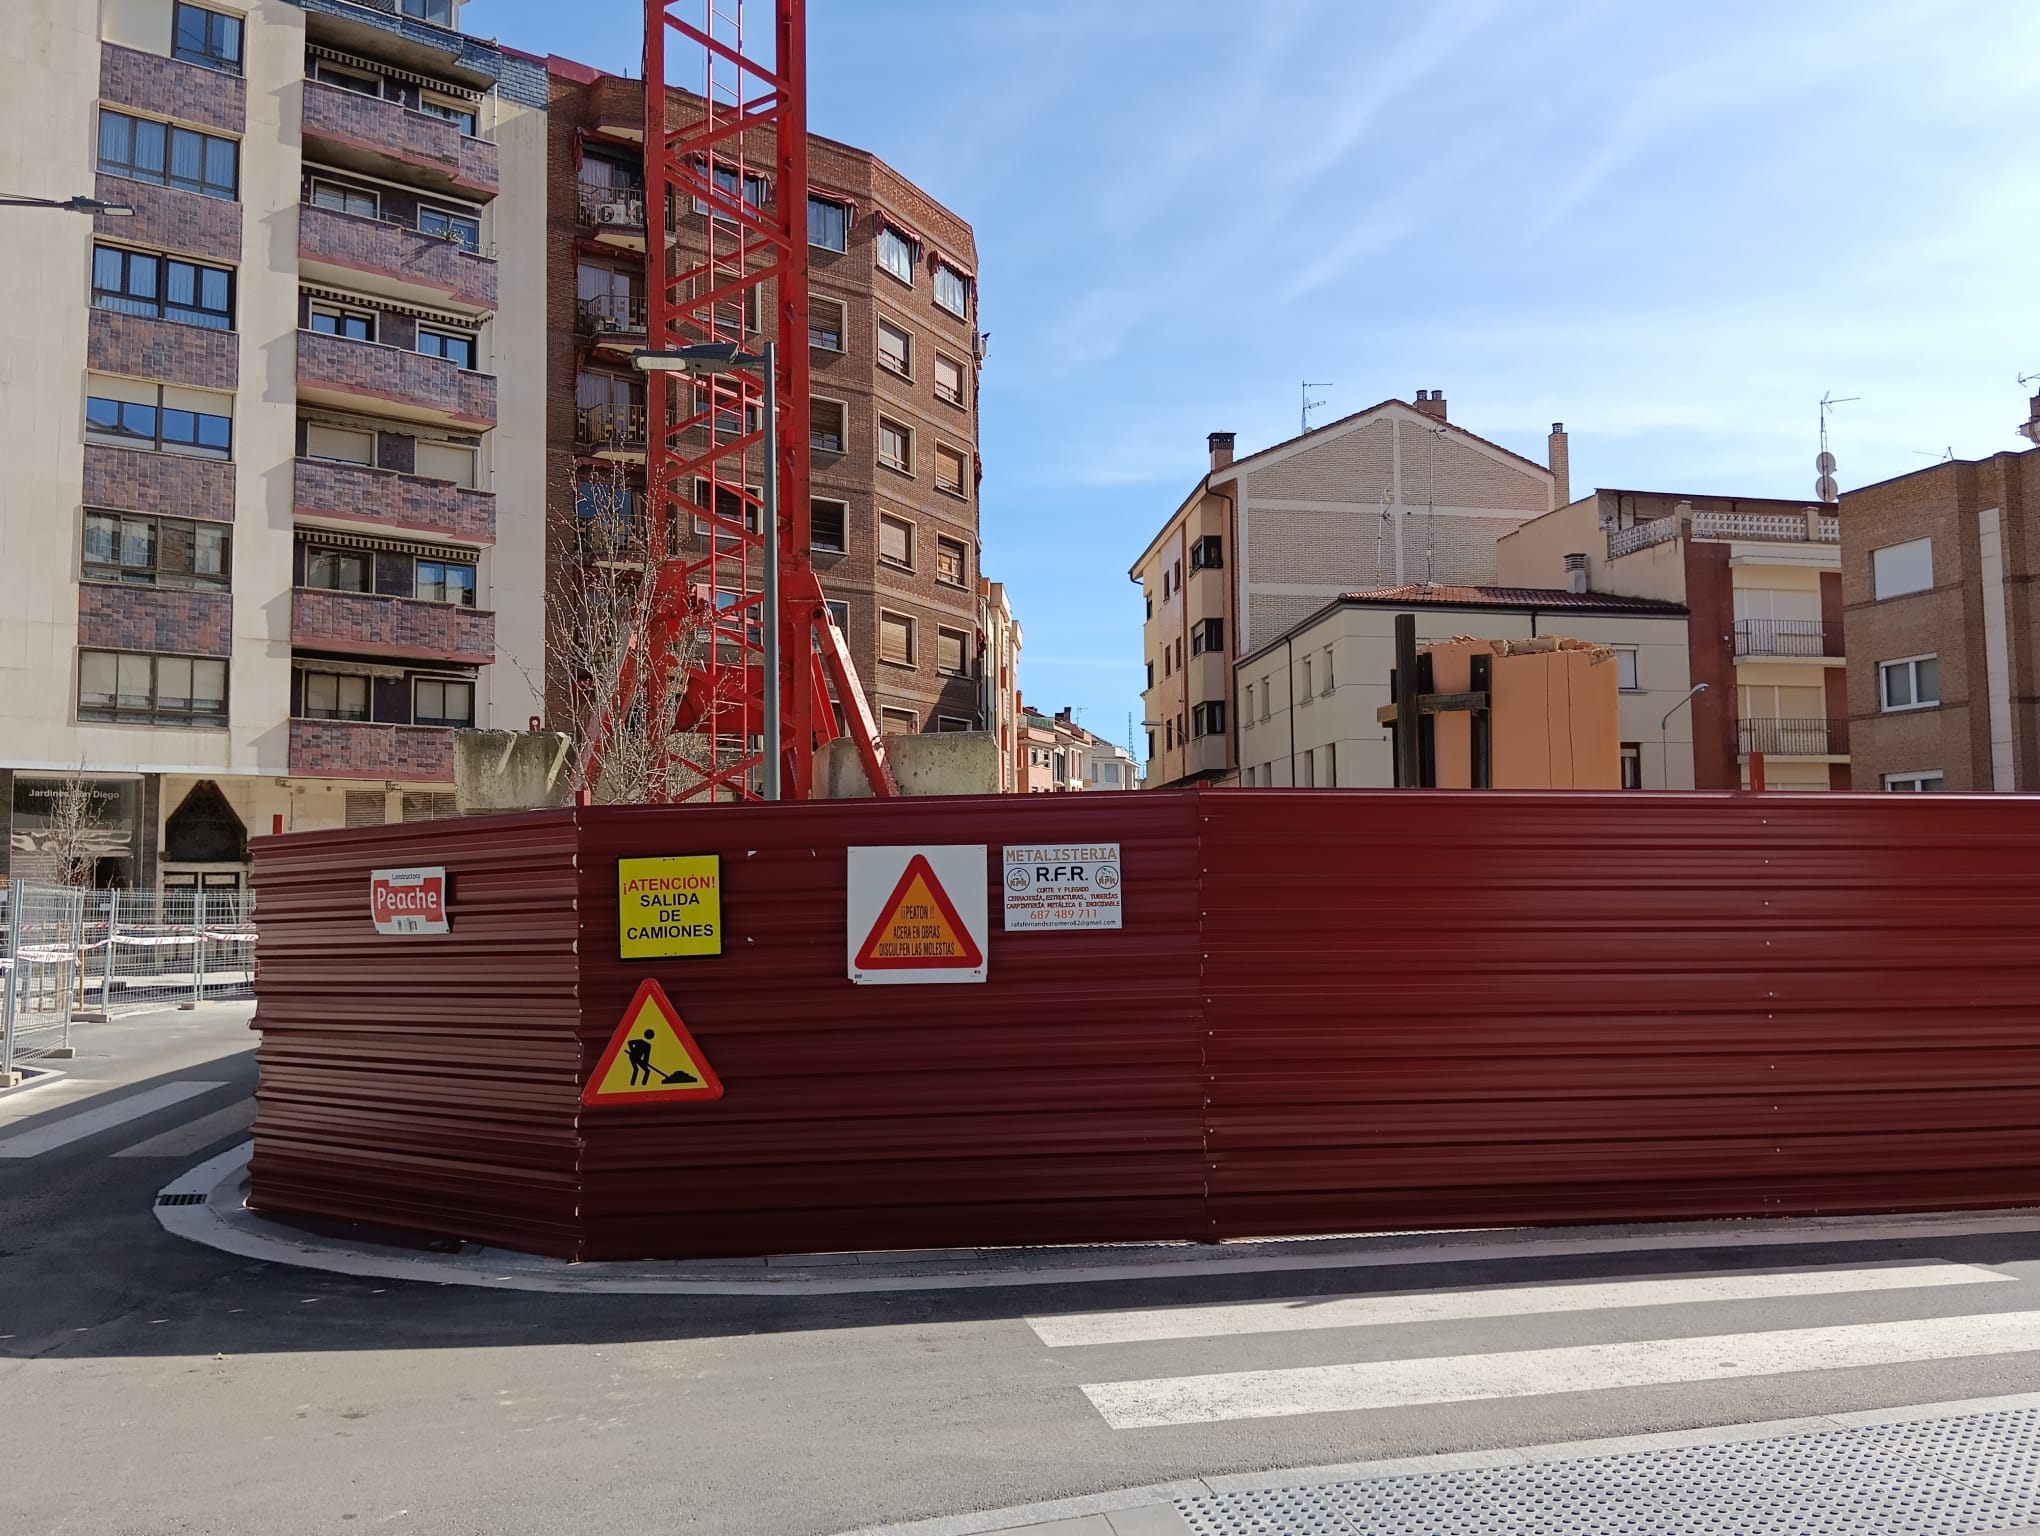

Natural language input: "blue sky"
[484,0,2040,755]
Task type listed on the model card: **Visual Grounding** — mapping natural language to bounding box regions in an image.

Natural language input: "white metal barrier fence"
[1,882,86,1072]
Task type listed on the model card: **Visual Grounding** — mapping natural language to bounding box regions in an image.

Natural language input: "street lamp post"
[1659,682,1708,789]
[0,195,134,216]
[632,341,781,799]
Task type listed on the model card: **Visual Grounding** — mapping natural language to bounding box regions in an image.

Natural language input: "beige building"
[1500,490,1847,791]
[1132,393,1566,787]
[1,0,546,889]
[978,577,1022,793]
[1015,703,1134,793]
[1235,587,1694,789]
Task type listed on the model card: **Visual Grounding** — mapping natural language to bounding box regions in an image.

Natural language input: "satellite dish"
[1815,474,1840,501]
[1815,451,1837,474]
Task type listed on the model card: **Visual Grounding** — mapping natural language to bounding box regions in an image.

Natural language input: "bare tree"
[32,764,101,889]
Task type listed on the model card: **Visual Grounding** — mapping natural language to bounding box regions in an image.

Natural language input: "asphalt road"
[8,1007,2040,1536]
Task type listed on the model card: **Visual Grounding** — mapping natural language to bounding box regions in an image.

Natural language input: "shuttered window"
[879,610,915,666]
[936,626,968,677]
[879,513,912,568]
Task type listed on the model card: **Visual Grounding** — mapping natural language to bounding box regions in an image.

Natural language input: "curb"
[156,1143,2040,1296]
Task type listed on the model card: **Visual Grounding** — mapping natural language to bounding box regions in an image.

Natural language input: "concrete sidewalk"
[853,1394,2040,1536]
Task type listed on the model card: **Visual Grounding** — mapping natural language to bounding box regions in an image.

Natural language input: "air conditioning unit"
[596,202,641,227]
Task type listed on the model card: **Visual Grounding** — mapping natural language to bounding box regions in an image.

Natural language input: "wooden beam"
[1376,691,1491,725]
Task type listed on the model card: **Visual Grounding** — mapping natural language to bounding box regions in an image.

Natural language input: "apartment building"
[1,0,545,889]
[978,577,1023,792]
[1841,438,2038,791]
[1236,587,1693,789]
[1500,490,1848,790]
[1014,704,1133,792]
[1132,394,1564,787]
[545,61,993,744]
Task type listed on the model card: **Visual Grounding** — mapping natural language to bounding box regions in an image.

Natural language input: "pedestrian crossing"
[1030,1260,2040,1432]
[0,1079,249,1160]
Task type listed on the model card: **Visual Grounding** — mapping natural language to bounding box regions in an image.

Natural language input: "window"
[414,677,474,728]
[1300,657,1313,699]
[1621,743,1642,789]
[692,160,767,217]
[933,262,969,317]
[416,558,477,607]
[1161,568,1171,599]
[935,535,967,587]
[937,715,973,733]
[879,610,916,666]
[1244,683,1254,722]
[98,111,237,200]
[811,397,847,454]
[310,179,377,218]
[1162,646,1171,678]
[1189,534,1223,570]
[934,444,968,498]
[876,317,911,376]
[824,599,850,634]
[301,671,369,721]
[1174,558,1183,588]
[1260,676,1270,719]
[1051,749,1069,785]
[305,545,372,592]
[811,498,847,554]
[1193,700,1227,736]
[401,0,455,25]
[305,423,373,464]
[86,385,232,458]
[78,650,227,726]
[878,513,913,569]
[1164,720,1174,749]
[1322,647,1335,693]
[1242,765,1255,787]
[1300,748,1315,787]
[809,295,845,352]
[83,511,229,591]
[308,302,373,341]
[313,60,384,96]
[418,207,481,254]
[417,98,478,137]
[808,195,849,252]
[172,3,242,73]
[689,478,760,541]
[92,245,233,330]
[1880,655,1941,711]
[879,705,917,734]
[877,415,913,473]
[933,353,965,407]
[1884,771,1945,792]
[414,441,476,487]
[1614,646,1640,691]
[418,328,475,369]
[936,626,969,677]
[1873,537,1933,599]
[1190,617,1225,655]
[1146,659,1155,689]
[877,226,916,284]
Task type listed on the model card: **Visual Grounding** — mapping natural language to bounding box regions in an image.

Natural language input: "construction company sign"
[1002,843,1122,931]
[370,866,448,935]
[847,844,987,985]
[617,855,722,958]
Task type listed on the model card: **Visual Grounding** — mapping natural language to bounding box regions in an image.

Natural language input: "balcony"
[296,327,496,429]
[1739,717,1848,759]
[301,78,498,199]
[576,177,648,251]
[575,401,647,461]
[574,293,648,354]
[295,457,494,545]
[1733,618,1841,660]
[89,309,237,392]
[1607,509,1841,560]
[292,588,494,664]
[83,444,235,522]
[96,173,240,264]
[299,202,496,313]
[289,719,453,783]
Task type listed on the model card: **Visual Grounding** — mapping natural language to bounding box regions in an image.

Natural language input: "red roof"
[1338,584,1688,615]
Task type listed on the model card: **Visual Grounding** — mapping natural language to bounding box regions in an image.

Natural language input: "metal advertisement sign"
[1002,843,1122,931]
[370,866,448,935]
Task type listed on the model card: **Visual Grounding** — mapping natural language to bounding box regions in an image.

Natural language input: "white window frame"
[1872,537,1933,600]
[933,441,969,500]
[808,294,846,353]
[309,177,378,218]
[878,511,914,570]
[1878,653,1940,713]
[1883,770,1945,792]
[934,534,967,588]
[305,422,375,466]
[876,225,916,286]
[809,393,849,454]
[807,194,849,253]
[935,624,970,678]
[1614,645,1641,692]
[875,314,912,378]
[876,413,914,475]
[879,705,918,734]
[824,598,851,634]
[412,674,475,728]
[933,351,965,407]
[810,496,848,554]
[933,261,968,318]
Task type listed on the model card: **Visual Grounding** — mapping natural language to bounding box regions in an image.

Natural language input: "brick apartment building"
[544,59,996,747]
[1501,489,1848,791]
[1016,704,1141,793]
[1131,393,1564,787]
[1,0,546,889]
[1841,430,2039,791]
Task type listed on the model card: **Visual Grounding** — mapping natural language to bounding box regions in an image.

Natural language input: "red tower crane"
[587,0,894,801]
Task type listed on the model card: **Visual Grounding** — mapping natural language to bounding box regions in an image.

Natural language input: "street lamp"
[1659,682,1708,788]
[0,194,134,215]
[632,341,782,799]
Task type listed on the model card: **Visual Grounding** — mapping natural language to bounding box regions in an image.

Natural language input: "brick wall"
[296,328,497,427]
[299,203,497,310]
[95,174,241,264]
[292,589,495,664]
[89,310,238,391]
[1683,538,1739,789]
[301,79,498,197]
[294,458,495,544]
[288,719,454,782]
[83,444,235,522]
[99,42,244,133]
[77,583,232,657]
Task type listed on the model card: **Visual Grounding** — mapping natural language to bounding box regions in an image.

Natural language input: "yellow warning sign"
[851,851,985,976]
[583,978,724,1105]
[618,854,722,959]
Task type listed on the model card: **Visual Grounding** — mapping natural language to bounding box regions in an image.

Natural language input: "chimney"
[1563,552,1588,595]
[1208,431,1235,471]
[1547,422,1570,507]
[1412,389,1448,423]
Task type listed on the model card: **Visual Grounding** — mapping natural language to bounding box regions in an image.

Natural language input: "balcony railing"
[292,588,495,664]
[1733,619,1838,659]
[1607,519,1680,558]
[296,327,497,428]
[577,178,648,230]
[295,457,494,544]
[1696,510,1840,544]
[288,719,454,782]
[299,202,496,310]
[301,78,498,198]
[1739,717,1848,758]
[575,401,647,451]
[575,293,648,337]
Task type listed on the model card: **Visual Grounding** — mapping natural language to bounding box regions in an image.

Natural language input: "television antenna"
[1302,381,1333,436]
[1816,392,1858,503]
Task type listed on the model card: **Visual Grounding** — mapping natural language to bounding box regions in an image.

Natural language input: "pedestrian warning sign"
[583,978,725,1105]
[847,845,988,985]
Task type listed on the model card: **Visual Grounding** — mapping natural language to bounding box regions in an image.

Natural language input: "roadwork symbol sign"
[583,978,725,1105]
[847,845,987,985]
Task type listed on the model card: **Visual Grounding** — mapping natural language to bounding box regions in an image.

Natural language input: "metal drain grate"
[1177,1409,2040,1536]
[155,1192,207,1207]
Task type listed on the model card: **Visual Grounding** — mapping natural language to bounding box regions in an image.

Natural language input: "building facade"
[1235,587,1693,789]
[978,577,1022,792]
[1,0,546,889]
[1841,444,2038,791]
[544,61,995,747]
[1500,490,1848,791]
[1132,394,1565,789]
[1015,704,1132,793]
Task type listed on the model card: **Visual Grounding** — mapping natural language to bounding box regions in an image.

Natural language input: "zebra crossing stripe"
[0,1081,228,1158]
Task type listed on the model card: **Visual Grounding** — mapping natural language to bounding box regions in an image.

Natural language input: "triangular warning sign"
[853,853,984,970]
[583,978,725,1105]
